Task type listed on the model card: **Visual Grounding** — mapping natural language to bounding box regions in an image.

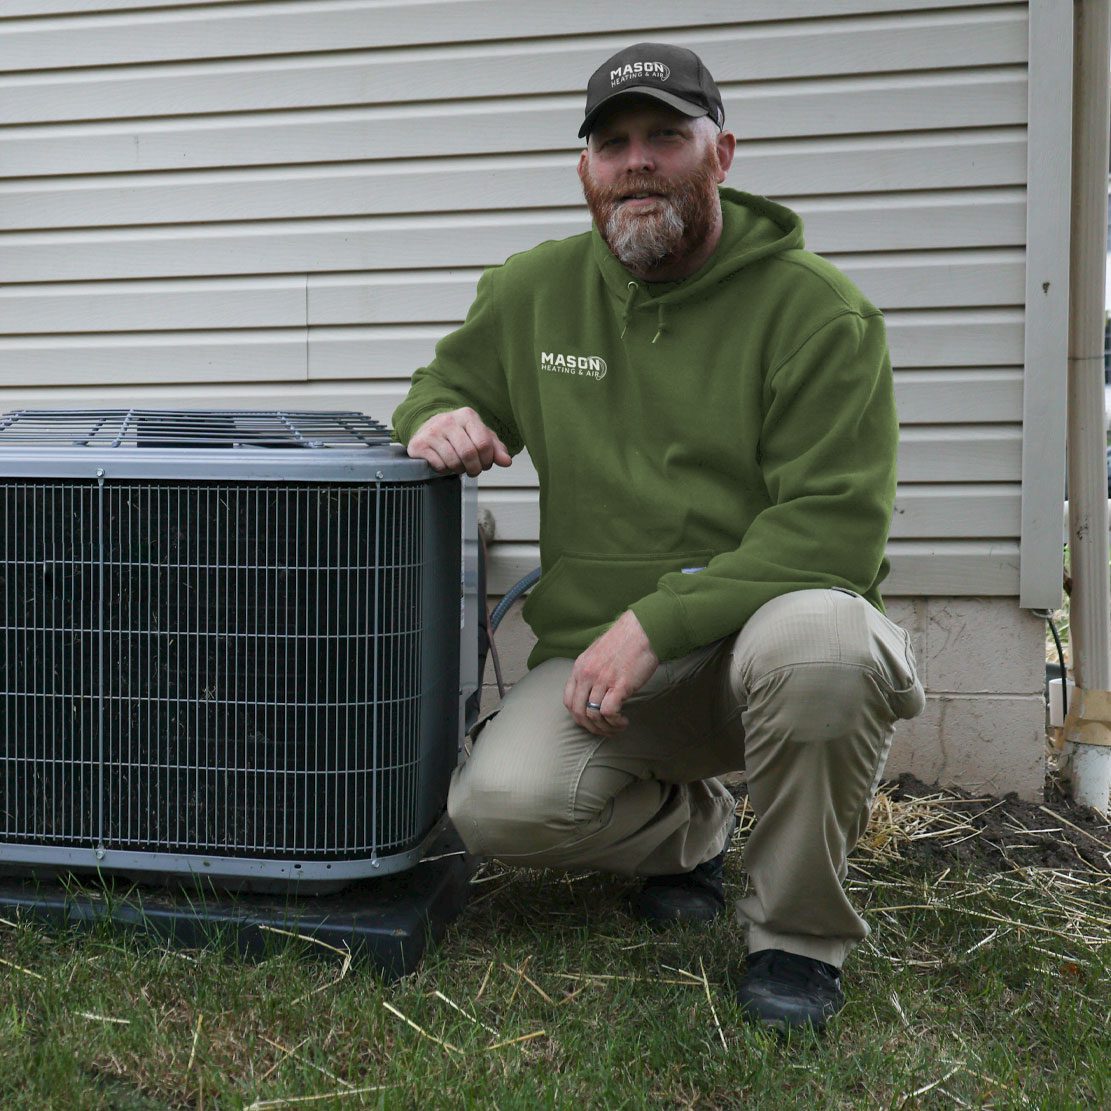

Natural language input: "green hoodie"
[393,187,897,669]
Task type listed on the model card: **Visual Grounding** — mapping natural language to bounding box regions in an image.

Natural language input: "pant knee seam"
[568,734,610,824]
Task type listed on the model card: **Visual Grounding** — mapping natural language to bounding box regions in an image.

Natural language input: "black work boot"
[735,949,845,1033]
[630,817,735,926]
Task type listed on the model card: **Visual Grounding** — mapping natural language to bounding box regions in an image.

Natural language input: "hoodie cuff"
[629,588,696,663]
[391,403,455,446]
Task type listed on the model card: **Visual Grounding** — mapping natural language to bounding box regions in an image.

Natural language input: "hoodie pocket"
[522,550,716,652]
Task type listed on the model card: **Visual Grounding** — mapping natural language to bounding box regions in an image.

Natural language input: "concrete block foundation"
[479,596,1048,801]
[882,599,1046,800]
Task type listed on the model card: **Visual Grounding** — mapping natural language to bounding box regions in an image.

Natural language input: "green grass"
[1,851,1108,1109]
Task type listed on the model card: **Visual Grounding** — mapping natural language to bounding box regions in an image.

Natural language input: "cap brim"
[578,86,707,139]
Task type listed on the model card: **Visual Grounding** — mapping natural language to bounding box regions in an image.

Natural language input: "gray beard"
[603,199,686,272]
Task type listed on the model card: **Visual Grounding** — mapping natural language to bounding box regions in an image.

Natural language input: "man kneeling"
[393,41,925,1032]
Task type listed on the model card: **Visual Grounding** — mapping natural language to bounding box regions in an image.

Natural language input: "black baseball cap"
[579,42,725,139]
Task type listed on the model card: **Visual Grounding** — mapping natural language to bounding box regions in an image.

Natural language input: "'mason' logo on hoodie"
[540,351,608,381]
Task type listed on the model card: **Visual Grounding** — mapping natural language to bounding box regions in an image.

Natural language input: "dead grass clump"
[857,789,985,867]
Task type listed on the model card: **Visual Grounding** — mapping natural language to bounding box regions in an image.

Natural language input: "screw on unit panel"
[375,470,385,480]
[95,844,105,860]
[95,468,104,478]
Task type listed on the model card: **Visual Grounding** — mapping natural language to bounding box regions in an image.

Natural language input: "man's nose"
[621,138,655,173]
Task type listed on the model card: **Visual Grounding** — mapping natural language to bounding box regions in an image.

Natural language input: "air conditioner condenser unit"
[0,409,479,908]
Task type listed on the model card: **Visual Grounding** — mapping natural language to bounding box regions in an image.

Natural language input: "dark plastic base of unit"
[0,829,477,981]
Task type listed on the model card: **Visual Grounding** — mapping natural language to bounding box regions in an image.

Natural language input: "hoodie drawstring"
[651,302,667,345]
[620,281,638,339]
[621,280,668,343]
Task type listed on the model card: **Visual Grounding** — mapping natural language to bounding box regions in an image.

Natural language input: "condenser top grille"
[0,410,390,449]
[0,409,425,482]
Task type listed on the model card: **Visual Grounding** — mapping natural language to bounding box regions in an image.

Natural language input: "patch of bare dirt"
[880,773,1110,874]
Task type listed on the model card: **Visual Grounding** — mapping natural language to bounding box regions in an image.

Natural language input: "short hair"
[691,115,722,143]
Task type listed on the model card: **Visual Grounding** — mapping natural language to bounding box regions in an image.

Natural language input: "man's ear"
[577,149,589,179]
[714,130,737,181]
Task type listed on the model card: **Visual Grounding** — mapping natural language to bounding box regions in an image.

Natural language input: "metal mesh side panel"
[0,479,437,861]
[1,484,99,845]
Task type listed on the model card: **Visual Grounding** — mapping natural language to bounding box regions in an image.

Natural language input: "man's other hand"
[407,407,512,477]
[564,610,659,737]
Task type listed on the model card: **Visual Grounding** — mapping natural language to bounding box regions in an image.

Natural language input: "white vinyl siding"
[0,1,1061,597]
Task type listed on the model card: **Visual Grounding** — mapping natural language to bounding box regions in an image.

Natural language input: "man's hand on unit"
[564,610,659,736]
[407,407,512,477]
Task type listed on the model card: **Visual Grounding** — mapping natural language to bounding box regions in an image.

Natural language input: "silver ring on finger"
[586,700,603,712]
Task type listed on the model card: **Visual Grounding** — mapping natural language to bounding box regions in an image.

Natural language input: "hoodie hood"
[593,187,805,341]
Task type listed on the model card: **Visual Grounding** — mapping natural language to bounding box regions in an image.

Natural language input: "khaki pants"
[448,587,925,967]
